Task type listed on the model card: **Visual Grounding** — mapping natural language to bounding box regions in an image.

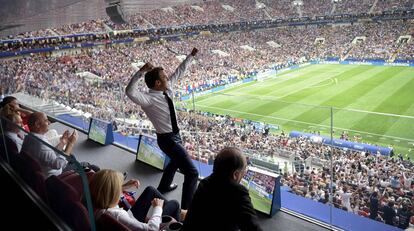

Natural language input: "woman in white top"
[89,169,180,231]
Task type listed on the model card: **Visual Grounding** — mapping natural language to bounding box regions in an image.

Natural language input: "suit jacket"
[182,174,263,231]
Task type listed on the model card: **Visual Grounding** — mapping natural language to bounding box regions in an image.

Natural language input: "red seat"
[46,175,91,231]
[12,152,48,203]
[58,170,95,200]
[95,211,132,231]
[20,151,43,173]
[0,135,18,162]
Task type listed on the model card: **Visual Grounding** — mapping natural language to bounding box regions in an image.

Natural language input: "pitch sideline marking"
[195,104,414,142]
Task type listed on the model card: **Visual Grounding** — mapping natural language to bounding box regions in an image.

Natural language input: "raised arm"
[125,62,154,107]
[169,48,198,85]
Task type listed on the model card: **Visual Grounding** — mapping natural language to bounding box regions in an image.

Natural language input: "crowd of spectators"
[1,2,414,228]
[2,0,413,40]
[2,20,413,112]
[375,0,414,13]
[177,109,414,228]
[283,146,413,229]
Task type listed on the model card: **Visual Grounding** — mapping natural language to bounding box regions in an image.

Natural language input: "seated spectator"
[0,96,32,127]
[21,112,98,177]
[90,169,180,231]
[182,147,263,231]
[1,112,24,152]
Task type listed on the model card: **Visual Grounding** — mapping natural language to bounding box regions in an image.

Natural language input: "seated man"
[21,112,79,178]
[182,147,263,231]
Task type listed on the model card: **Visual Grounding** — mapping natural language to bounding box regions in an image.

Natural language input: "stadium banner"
[242,77,255,83]
[211,85,225,92]
[318,59,414,67]
[298,63,311,68]
[180,87,217,101]
[0,51,16,58]
[180,95,191,101]
[134,36,150,42]
[289,65,300,70]
[289,131,392,156]
[318,61,340,64]
[226,80,244,88]
[383,62,410,67]
[257,69,276,81]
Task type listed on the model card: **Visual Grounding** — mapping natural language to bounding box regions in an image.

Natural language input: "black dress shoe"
[159,183,178,193]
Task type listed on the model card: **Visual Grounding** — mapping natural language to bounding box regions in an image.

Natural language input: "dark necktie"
[163,92,179,133]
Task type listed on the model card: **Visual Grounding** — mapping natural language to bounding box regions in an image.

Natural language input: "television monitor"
[88,118,114,145]
[240,166,281,216]
[136,134,169,170]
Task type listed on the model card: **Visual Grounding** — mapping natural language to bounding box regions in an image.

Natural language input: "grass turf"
[185,64,414,160]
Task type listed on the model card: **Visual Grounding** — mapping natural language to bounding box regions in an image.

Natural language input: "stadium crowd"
[2,0,414,40]
[1,0,414,229]
[283,146,413,229]
[1,20,414,121]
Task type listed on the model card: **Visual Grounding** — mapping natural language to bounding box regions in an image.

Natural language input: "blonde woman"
[90,169,180,231]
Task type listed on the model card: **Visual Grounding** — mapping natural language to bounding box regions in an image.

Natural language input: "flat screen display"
[136,134,168,170]
[88,118,110,145]
[240,166,278,215]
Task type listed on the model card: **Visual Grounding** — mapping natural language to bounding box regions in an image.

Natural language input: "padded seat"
[58,169,96,200]
[0,135,18,162]
[95,211,132,231]
[12,152,48,202]
[46,175,91,231]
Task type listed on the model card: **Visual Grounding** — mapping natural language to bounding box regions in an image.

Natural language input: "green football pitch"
[184,64,414,160]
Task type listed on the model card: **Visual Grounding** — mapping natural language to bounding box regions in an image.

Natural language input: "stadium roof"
[0,0,202,37]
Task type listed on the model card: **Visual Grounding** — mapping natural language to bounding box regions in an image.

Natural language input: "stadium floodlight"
[105,0,128,24]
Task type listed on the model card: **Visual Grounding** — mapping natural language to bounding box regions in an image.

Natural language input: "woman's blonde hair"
[89,169,123,209]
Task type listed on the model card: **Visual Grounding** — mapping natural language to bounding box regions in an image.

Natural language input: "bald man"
[21,112,78,177]
[182,147,263,231]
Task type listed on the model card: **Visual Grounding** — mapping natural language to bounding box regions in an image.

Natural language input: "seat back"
[46,175,91,231]
[11,151,48,202]
[0,135,18,161]
[96,212,132,231]
[20,151,43,173]
[58,170,95,200]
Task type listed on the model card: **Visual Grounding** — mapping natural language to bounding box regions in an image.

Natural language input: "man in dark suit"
[182,147,263,231]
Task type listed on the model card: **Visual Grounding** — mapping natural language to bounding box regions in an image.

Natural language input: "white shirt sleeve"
[169,54,194,87]
[107,206,162,231]
[126,71,152,107]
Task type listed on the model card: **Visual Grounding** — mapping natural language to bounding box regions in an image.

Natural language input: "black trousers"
[156,132,198,210]
[131,186,180,222]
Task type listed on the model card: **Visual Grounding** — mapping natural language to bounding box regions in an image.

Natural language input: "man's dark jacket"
[182,174,263,231]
